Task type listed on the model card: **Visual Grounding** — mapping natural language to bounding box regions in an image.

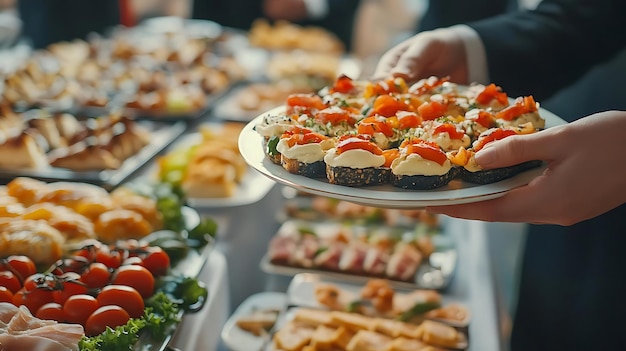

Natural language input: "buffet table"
[170,250,230,351]
[202,184,514,351]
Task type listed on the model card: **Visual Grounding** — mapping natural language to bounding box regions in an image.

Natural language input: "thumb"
[474,131,556,169]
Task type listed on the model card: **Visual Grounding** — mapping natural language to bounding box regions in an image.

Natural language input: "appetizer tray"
[261,219,457,290]
[0,120,186,190]
[222,274,470,351]
[239,106,567,208]
[155,127,277,209]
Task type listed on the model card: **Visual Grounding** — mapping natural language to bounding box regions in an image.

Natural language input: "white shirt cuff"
[303,0,329,20]
[449,24,490,84]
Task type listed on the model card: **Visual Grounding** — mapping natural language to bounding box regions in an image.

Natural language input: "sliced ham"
[268,235,297,265]
[385,243,423,281]
[292,235,319,268]
[0,305,83,351]
[363,247,389,276]
[313,243,344,271]
[338,242,369,274]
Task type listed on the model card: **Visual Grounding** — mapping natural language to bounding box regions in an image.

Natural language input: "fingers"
[372,40,411,80]
[475,127,564,169]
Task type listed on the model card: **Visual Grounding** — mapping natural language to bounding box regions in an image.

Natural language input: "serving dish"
[0,120,186,190]
[239,105,567,208]
[261,219,456,290]
[220,292,288,351]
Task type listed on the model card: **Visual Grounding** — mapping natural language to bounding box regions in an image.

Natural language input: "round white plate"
[220,292,287,351]
[239,106,567,208]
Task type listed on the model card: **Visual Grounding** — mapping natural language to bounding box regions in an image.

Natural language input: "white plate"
[239,106,567,208]
[160,129,276,209]
[221,292,287,351]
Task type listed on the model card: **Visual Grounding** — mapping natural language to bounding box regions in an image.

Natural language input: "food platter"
[155,127,277,209]
[238,106,567,208]
[261,221,457,290]
[0,120,186,190]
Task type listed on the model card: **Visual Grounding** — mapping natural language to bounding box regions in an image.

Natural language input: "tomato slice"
[467,110,497,128]
[473,128,518,151]
[495,96,538,120]
[417,100,448,120]
[336,136,383,155]
[476,83,509,106]
[330,75,355,94]
[433,123,465,140]
[402,139,448,165]
[358,116,395,137]
[286,94,326,115]
[372,94,412,117]
[396,111,422,129]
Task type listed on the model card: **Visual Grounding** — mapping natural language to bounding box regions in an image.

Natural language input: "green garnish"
[397,301,441,322]
[187,217,218,248]
[267,136,280,157]
[78,292,180,351]
[156,275,208,312]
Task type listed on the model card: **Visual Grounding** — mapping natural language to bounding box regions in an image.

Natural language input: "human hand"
[427,111,626,226]
[373,28,469,84]
[263,0,308,22]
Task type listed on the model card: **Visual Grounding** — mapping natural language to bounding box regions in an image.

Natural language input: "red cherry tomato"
[4,255,36,281]
[23,273,56,291]
[95,247,123,269]
[80,263,111,289]
[111,265,154,298]
[36,302,65,322]
[63,294,99,326]
[52,276,89,305]
[13,287,54,314]
[97,285,144,319]
[0,286,14,303]
[141,247,170,277]
[85,305,130,337]
[0,271,21,294]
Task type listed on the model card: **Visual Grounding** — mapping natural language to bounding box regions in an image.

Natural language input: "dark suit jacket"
[469,0,626,101]
[463,2,626,350]
[192,0,360,51]
[18,0,120,49]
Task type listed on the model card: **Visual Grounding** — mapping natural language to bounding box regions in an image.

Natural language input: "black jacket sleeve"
[468,0,626,100]
[418,0,511,32]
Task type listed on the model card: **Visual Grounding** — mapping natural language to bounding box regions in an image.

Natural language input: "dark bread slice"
[281,155,326,178]
[460,160,542,184]
[326,165,391,187]
[391,167,459,190]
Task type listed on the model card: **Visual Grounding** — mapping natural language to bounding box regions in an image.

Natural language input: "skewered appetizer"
[255,75,547,189]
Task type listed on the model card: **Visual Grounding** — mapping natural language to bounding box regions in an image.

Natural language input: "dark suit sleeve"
[303,0,361,51]
[418,0,511,32]
[468,0,626,100]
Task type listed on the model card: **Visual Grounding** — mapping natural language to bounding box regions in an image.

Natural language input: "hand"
[263,0,308,22]
[427,111,626,226]
[373,28,469,84]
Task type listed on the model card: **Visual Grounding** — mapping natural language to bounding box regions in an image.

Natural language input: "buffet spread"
[0,15,556,351]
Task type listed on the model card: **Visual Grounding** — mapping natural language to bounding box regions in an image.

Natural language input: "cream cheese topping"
[324,148,385,168]
[463,154,483,172]
[276,139,331,163]
[500,111,545,129]
[391,153,452,176]
[432,132,471,152]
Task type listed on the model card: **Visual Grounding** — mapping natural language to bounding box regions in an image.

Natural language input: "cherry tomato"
[121,256,144,266]
[111,265,154,298]
[23,273,56,291]
[4,256,36,281]
[141,247,170,277]
[80,263,111,289]
[0,271,21,294]
[85,305,130,336]
[97,285,144,319]
[63,294,99,326]
[0,286,14,303]
[73,239,104,262]
[95,247,123,269]
[36,302,65,322]
[49,257,90,276]
[13,287,54,314]
[52,276,89,305]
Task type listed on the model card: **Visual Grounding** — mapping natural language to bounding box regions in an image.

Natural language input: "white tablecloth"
[170,250,230,351]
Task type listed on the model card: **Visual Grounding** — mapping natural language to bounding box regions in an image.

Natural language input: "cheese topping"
[464,154,483,172]
[391,153,452,176]
[324,148,385,169]
[501,111,545,129]
[276,139,330,163]
[432,132,471,152]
